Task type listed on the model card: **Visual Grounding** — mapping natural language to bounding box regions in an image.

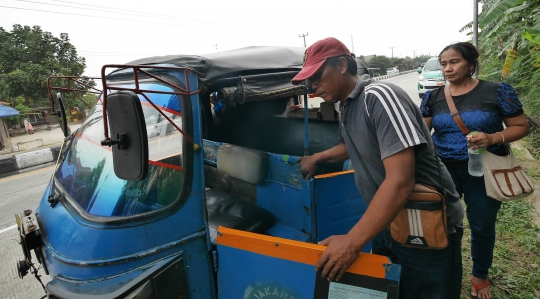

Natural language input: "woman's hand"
[467,131,493,150]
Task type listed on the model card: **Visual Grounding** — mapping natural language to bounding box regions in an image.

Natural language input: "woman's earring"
[470,69,475,76]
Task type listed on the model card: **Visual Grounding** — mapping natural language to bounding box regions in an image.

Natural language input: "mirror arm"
[101,132,129,150]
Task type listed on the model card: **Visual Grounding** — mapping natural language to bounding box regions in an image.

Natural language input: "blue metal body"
[29,66,382,298]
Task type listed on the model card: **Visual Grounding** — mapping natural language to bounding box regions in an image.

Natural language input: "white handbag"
[483,149,535,202]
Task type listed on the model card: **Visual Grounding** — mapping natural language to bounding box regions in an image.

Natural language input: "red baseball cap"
[291,37,351,85]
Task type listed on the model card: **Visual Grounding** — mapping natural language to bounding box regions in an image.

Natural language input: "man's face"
[307,59,347,103]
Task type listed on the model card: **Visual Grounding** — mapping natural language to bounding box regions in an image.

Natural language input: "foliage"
[4,96,31,123]
[366,55,393,75]
[0,24,88,109]
[461,3,540,298]
[460,190,540,298]
[476,0,540,118]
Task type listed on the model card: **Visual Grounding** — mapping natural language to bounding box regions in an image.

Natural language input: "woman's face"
[439,48,474,84]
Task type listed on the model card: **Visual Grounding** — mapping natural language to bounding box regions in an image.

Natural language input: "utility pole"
[412,49,416,59]
[473,0,478,78]
[473,0,478,49]
[351,34,355,54]
[389,46,395,59]
[298,32,309,47]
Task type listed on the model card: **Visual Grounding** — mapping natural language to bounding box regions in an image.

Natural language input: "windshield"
[54,82,187,217]
[424,60,441,71]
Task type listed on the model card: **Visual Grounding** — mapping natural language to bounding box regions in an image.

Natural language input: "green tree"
[472,0,540,118]
[5,96,31,123]
[367,55,393,75]
[0,24,87,108]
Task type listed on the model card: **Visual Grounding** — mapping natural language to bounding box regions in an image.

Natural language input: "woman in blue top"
[420,42,530,299]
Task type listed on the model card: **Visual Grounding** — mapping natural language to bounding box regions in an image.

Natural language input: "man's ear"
[338,57,348,75]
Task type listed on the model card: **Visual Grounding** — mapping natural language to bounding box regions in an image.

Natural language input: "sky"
[1,0,479,79]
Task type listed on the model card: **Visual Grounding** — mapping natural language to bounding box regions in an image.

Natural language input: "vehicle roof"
[124,46,305,82]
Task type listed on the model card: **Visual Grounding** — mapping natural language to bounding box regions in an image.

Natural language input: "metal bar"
[139,93,194,145]
[47,76,102,114]
[105,86,198,96]
[100,64,202,142]
[101,67,110,140]
[303,93,309,156]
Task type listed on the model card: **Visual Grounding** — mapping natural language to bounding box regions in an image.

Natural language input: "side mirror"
[102,91,148,181]
[55,93,69,138]
[417,67,422,74]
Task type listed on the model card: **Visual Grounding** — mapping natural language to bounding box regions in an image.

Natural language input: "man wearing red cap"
[292,37,464,298]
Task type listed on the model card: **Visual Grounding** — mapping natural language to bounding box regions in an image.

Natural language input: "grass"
[459,139,540,299]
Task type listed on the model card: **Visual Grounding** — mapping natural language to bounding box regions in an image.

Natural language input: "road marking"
[0,165,55,183]
[0,224,17,234]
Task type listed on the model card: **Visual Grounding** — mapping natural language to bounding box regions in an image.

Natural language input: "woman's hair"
[439,42,479,76]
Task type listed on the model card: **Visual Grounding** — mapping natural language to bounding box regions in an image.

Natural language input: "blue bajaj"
[15,46,401,298]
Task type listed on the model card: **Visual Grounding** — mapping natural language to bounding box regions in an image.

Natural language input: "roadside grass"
[459,141,540,299]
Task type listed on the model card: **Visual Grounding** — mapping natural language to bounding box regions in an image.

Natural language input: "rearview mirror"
[103,91,148,181]
[55,93,69,138]
[417,67,422,74]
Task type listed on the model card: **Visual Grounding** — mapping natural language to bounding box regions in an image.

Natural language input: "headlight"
[418,75,426,81]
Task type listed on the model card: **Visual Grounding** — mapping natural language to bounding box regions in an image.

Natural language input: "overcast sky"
[1,0,478,78]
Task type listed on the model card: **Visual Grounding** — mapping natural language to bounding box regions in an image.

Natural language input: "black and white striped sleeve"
[364,83,426,160]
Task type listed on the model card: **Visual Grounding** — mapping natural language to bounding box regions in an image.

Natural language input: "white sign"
[328,282,387,299]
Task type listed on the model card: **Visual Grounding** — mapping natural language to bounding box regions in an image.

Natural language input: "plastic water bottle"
[467,132,484,177]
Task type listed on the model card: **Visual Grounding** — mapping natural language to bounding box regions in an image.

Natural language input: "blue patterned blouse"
[420,80,524,160]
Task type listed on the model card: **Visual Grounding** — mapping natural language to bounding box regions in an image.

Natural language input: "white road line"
[0,224,17,234]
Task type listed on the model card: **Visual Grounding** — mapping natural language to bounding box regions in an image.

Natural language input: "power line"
[51,0,199,21]
[18,0,220,25]
[0,5,217,29]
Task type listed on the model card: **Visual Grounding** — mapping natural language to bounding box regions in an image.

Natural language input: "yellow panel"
[216,226,391,279]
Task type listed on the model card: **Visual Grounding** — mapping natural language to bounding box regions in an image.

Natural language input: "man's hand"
[315,234,361,282]
[296,143,349,180]
[297,155,318,180]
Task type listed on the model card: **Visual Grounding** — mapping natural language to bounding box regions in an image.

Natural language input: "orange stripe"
[314,169,354,179]
[216,227,390,278]
[149,160,183,171]
[140,101,181,116]
[76,133,111,151]
[76,133,183,171]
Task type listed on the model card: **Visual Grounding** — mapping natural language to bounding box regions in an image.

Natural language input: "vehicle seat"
[206,144,274,243]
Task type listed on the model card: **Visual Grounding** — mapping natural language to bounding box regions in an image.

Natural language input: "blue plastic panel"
[217,245,316,298]
[313,171,371,251]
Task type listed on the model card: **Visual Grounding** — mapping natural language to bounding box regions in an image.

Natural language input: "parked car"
[417,57,445,98]
[386,67,398,75]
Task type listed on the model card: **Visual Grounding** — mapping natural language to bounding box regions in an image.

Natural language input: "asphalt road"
[381,71,423,106]
[0,72,422,298]
[0,166,55,229]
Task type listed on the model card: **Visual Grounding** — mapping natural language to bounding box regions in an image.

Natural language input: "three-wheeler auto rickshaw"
[15,46,400,298]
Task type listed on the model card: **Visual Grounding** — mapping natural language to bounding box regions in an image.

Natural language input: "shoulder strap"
[444,85,470,135]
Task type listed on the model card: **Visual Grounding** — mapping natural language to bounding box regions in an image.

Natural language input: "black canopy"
[126,46,305,82]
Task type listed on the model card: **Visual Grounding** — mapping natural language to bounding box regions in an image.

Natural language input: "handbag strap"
[444,85,470,136]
